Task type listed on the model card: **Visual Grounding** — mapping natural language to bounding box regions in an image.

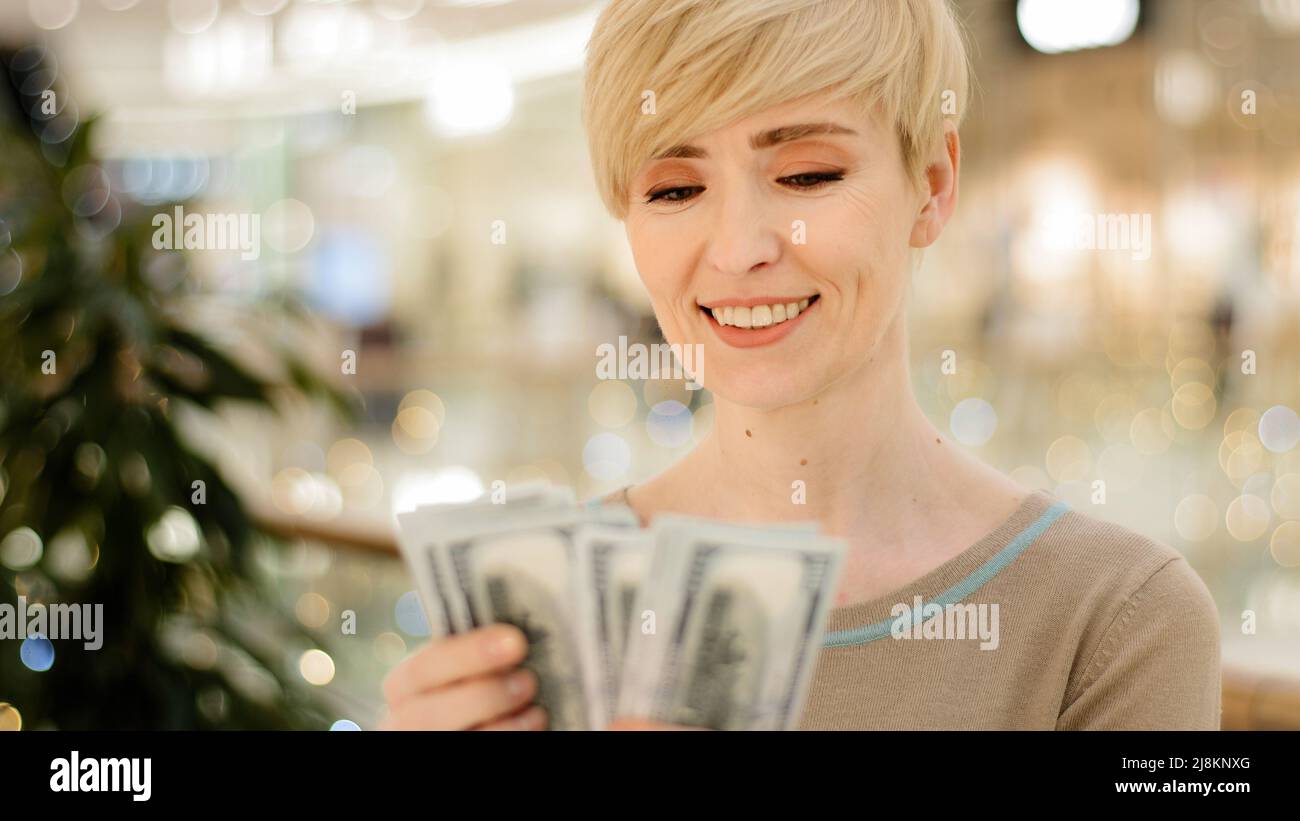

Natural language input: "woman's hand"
[380,624,546,730]
[606,717,708,731]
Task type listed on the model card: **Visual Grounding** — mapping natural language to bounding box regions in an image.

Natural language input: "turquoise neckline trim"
[821,501,1070,649]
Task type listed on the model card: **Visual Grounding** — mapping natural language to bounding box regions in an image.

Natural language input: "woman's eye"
[646,186,703,204]
[779,171,845,189]
[643,172,842,204]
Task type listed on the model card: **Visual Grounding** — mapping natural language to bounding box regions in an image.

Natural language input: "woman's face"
[624,93,937,410]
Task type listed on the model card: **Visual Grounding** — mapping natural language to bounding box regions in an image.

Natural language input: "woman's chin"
[705,372,824,412]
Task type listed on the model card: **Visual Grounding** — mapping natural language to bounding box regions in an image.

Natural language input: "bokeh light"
[338,464,384,510]
[393,408,440,454]
[169,0,220,35]
[262,198,315,253]
[1046,435,1091,482]
[1221,431,1265,483]
[588,381,637,428]
[29,0,80,31]
[327,438,373,476]
[1226,494,1271,542]
[394,590,431,637]
[425,58,513,138]
[393,391,445,455]
[298,649,336,686]
[373,631,407,666]
[145,507,202,562]
[271,467,316,516]
[20,637,55,672]
[0,527,44,570]
[46,528,96,583]
[1270,522,1300,567]
[1272,473,1300,520]
[400,390,446,424]
[0,703,22,731]
[1259,405,1300,453]
[646,401,693,448]
[295,592,331,629]
[583,433,631,481]
[0,249,21,297]
[1017,0,1139,54]
[949,398,997,446]
[1171,382,1216,430]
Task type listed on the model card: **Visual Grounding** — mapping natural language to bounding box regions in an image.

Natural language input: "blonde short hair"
[582,0,971,220]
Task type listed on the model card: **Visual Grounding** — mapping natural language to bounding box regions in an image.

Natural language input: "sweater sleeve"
[1057,557,1222,730]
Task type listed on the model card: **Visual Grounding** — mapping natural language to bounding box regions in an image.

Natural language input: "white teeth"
[707,298,815,328]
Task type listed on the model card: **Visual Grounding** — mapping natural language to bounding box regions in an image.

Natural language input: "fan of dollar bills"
[394,483,846,730]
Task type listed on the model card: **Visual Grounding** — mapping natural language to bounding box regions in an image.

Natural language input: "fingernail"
[487,628,523,659]
[521,707,546,730]
[506,669,531,697]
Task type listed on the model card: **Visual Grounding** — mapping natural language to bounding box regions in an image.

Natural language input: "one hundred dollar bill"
[396,497,638,730]
[394,481,575,638]
[618,515,845,730]
[393,482,842,732]
[573,524,655,727]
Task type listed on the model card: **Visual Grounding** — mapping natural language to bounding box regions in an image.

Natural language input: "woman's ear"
[909,121,961,248]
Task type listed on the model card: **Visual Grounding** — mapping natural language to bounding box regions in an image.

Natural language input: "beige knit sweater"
[599,487,1223,730]
[798,490,1222,729]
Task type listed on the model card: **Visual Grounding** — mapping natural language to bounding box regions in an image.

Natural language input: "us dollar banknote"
[394,484,844,731]
[573,524,655,727]
[618,515,845,730]
[394,482,576,638]
[397,495,637,730]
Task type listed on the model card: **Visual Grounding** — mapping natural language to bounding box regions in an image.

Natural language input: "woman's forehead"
[646,94,880,163]
[691,93,880,145]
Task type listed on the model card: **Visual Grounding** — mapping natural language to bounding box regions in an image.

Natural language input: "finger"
[381,668,537,731]
[476,704,548,732]
[383,624,527,706]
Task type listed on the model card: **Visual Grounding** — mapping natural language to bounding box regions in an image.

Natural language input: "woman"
[381,0,1221,730]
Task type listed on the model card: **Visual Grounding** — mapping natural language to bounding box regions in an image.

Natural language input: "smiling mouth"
[699,294,820,328]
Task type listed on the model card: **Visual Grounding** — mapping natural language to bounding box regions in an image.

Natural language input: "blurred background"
[1,0,1298,730]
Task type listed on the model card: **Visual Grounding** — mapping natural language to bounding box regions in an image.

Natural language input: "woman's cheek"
[632,269,689,348]
[651,298,683,346]
[634,241,700,344]
[629,253,671,318]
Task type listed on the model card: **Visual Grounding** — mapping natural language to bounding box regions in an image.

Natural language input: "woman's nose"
[702,188,782,277]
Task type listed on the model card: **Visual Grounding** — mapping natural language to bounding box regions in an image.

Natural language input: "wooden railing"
[1221,667,1300,730]
[253,508,1300,730]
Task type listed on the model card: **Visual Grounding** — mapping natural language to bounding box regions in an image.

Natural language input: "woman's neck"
[635,315,1024,551]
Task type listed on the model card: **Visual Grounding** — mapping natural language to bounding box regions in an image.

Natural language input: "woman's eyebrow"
[652,122,858,160]
[750,122,857,149]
